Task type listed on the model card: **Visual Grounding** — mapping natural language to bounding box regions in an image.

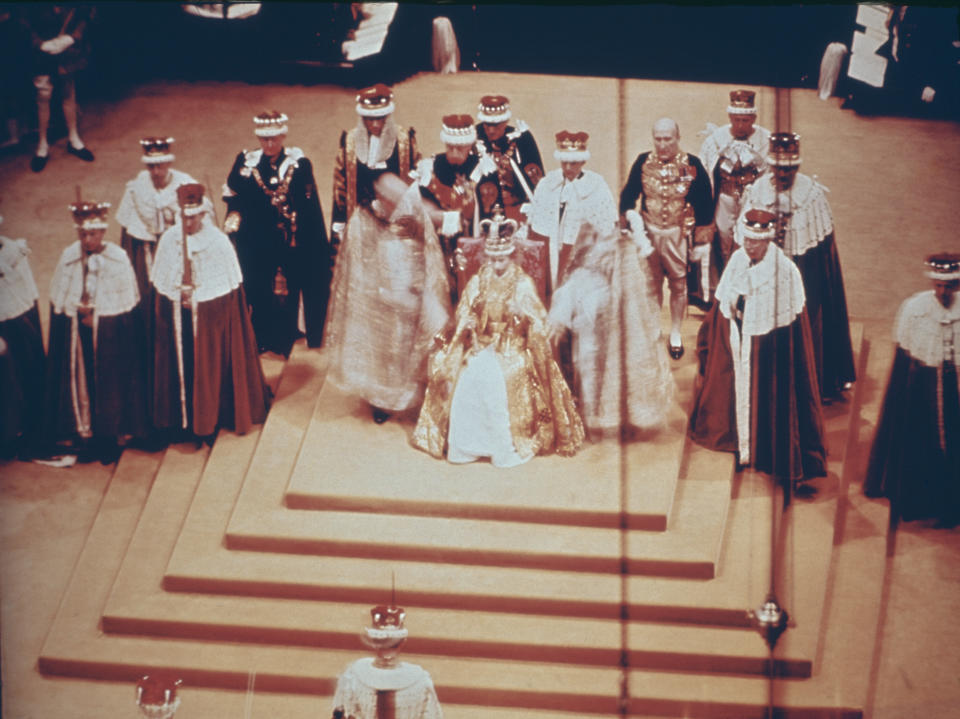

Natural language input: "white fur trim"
[767,155,802,166]
[357,101,395,117]
[895,290,960,367]
[151,219,243,303]
[49,242,139,318]
[0,238,39,321]
[440,127,476,145]
[477,109,511,123]
[254,125,288,137]
[76,220,109,230]
[715,245,806,462]
[736,172,833,257]
[553,149,590,162]
[141,153,175,164]
[926,270,960,281]
[182,206,206,217]
[726,105,758,115]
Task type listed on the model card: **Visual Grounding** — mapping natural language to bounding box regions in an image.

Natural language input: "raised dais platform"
[38,323,869,716]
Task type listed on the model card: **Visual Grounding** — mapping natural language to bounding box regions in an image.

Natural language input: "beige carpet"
[1,70,959,718]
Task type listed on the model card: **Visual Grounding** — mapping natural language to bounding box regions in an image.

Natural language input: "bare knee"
[33,75,53,102]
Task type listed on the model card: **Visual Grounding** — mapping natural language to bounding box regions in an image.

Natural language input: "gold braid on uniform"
[251,164,298,244]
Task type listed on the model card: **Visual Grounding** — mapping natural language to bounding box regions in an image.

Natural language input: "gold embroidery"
[251,159,298,246]
[640,152,696,230]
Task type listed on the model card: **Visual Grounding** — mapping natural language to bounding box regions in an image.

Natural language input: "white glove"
[689,243,710,263]
[473,153,498,179]
[625,209,654,258]
[921,86,936,103]
[40,34,75,55]
[441,211,461,237]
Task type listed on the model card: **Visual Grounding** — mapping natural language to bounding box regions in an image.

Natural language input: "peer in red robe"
[151,184,269,439]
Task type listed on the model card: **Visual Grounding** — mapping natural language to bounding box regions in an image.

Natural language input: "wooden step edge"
[222,530,718,579]
[283,492,671,531]
[100,612,813,678]
[160,571,756,627]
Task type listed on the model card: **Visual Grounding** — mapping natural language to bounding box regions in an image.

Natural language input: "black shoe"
[668,341,684,360]
[372,407,390,424]
[30,154,48,172]
[66,144,95,162]
[688,296,713,312]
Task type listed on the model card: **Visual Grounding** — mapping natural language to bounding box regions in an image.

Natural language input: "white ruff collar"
[346,658,429,691]
[737,172,834,257]
[353,118,398,168]
[699,123,769,176]
[151,219,242,303]
[716,244,806,337]
[0,237,39,321]
[49,241,139,317]
[243,146,305,179]
[116,168,196,241]
[895,290,960,367]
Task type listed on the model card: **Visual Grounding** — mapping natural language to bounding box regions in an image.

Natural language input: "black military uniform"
[223,111,332,356]
[473,95,544,223]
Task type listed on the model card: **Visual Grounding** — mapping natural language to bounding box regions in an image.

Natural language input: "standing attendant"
[864,253,960,527]
[152,184,269,440]
[697,89,770,303]
[736,132,856,402]
[689,209,827,494]
[619,117,714,359]
[45,200,147,463]
[527,130,619,298]
[223,110,332,356]
[0,216,46,459]
[472,94,544,223]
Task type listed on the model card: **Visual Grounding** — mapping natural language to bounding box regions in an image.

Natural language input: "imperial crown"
[481,205,518,256]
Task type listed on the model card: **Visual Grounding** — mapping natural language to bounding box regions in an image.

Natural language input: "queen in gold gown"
[412,217,584,467]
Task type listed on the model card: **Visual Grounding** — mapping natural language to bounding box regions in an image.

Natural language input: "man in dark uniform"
[331,84,420,248]
[223,110,332,356]
[417,114,491,301]
[472,95,544,224]
[619,117,713,359]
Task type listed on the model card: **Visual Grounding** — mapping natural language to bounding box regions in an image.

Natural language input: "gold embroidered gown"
[412,261,584,466]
